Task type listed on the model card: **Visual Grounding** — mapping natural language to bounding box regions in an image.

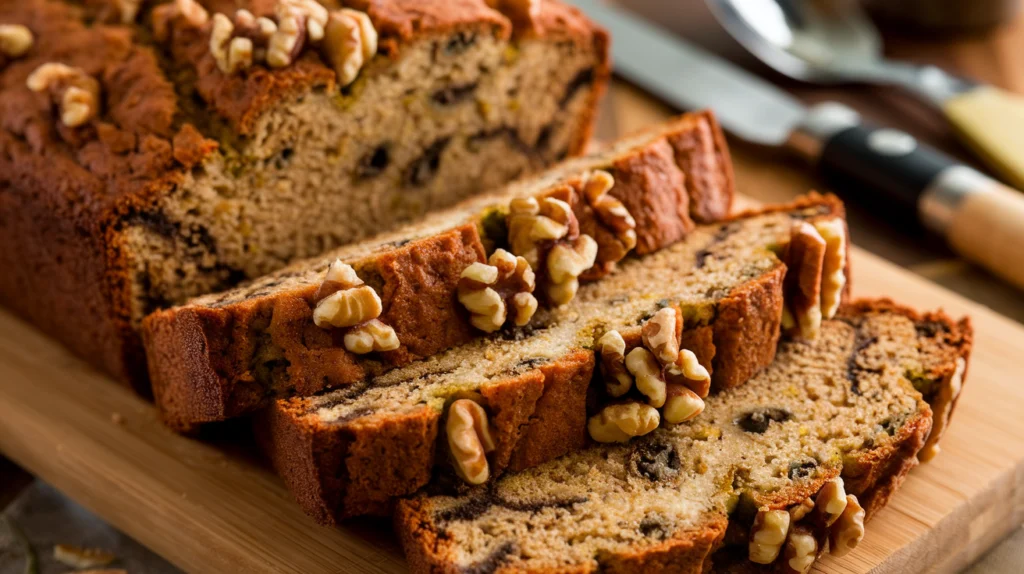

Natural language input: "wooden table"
[3,2,1024,572]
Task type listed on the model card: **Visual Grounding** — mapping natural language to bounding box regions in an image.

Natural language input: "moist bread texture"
[257,195,847,523]
[395,300,972,574]
[0,0,609,390]
[142,111,735,431]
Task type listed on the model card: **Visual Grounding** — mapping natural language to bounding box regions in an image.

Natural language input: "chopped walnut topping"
[343,318,399,354]
[485,0,540,27]
[458,249,537,333]
[781,526,818,574]
[0,24,34,60]
[814,477,848,527]
[813,218,847,320]
[507,196,574,268]
[641,307,679,364]
[114,0,143,23]
[546,234,598,306]
[625,347,666,408]
[447,398,497,484]
[587,401,660,443]
[781,221,825,340]
[267,5,306,68]
[26,63,101,128]
[662,383,704,424]
[749,508,791,564]
[281,0,329,40]
[53,544,116,569]
[597,330,632,397]
[312,259,383,329]
[828,494,865,557]
[579,170,637,264]
[665,348,711,398]
[322,8,377,86]
[151,0,209,43]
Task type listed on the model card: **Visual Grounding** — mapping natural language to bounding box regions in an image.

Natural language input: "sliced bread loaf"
[143,111,734,431]
[395,300,971,574]
[258,195,849,523]
[0,0,609,388]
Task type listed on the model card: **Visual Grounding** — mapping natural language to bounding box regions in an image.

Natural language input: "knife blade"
[569,0,805,146]
[568,0,1024,291]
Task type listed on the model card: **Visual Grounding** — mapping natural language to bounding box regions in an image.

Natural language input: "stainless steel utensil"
[707,0,1024,190]
[567,0,1024,290]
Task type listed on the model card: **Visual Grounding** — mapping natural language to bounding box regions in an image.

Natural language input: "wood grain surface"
[0,229,1020,574]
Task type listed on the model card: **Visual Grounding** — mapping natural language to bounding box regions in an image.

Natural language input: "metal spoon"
[708,0,1024,190]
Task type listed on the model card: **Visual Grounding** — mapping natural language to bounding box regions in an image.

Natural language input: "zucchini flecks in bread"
[395,302,972,573]
[258,198,846,522]
[143,112,737,431]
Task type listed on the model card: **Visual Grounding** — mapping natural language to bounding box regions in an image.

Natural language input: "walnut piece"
[312,259,383,328]
[625,347,666,408]
[344,318,399,354]
[447,399,497,485]
[546,233,598,306]
[26,63,101,128]
[458,249,537,333]
[485,0,540,27]
[579,169,637,263]
[788,497,815,522]
[0,24,33,59]
[508,196,571,268]
[282,0,329,40]
[587,401,660,443]
[114,0,143,23]
[665,349,711,398]
[662,383,704,424]
[151,0,209,43]
[749,508,791,564]
[781,221,825,340]
[597,330,632,397]
[827,494,865,557]
[814,477,848,527]
[814,218,847,320]
[780,526,818,574]
[322,8,377,87]
[53,544,116,569]
[642,307,679,364]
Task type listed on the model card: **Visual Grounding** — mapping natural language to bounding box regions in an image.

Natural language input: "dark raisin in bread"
[143,111,734,431]
[395,300,971,574]
[0,0,609,390]
[257,194,849,523]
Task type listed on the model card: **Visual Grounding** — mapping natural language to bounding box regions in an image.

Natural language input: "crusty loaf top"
[0,0,602,225]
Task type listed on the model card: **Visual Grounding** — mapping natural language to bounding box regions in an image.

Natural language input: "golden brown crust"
[258,350,593,524]
[710,263,785,391]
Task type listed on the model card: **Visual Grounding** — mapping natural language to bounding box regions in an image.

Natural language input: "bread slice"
[143,111,734,431]
[257,195,849,523]
[394,300,972,574]
[0,0,609,389]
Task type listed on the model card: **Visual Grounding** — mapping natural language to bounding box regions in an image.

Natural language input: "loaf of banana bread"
[258,194,849,523]
[395,300,972,573]
[0,0,608,389]
[143,111,734,430]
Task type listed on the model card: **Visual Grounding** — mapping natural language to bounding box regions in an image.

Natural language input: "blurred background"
[602,0,1024,326]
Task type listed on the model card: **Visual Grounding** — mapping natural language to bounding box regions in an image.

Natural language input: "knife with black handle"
[570,0,1024,290]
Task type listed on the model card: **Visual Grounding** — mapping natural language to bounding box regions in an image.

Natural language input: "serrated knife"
[569,0,1024,290]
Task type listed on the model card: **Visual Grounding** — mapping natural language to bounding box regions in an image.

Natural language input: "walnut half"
[26,63,101,128]
[827,494,865,557]
[446,398,497,485]
[322,8,378,87]
[781,221,825,340]
[0,24,33,60]
[458,249,537,333]
[587,401,660,443]
[749,508,791,564]
[579,170,637,266]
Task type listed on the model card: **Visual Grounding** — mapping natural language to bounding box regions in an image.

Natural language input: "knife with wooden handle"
[570,0,1024,290]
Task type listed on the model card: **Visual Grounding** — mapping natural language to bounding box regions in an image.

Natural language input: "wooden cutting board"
[0,241,1021,574]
